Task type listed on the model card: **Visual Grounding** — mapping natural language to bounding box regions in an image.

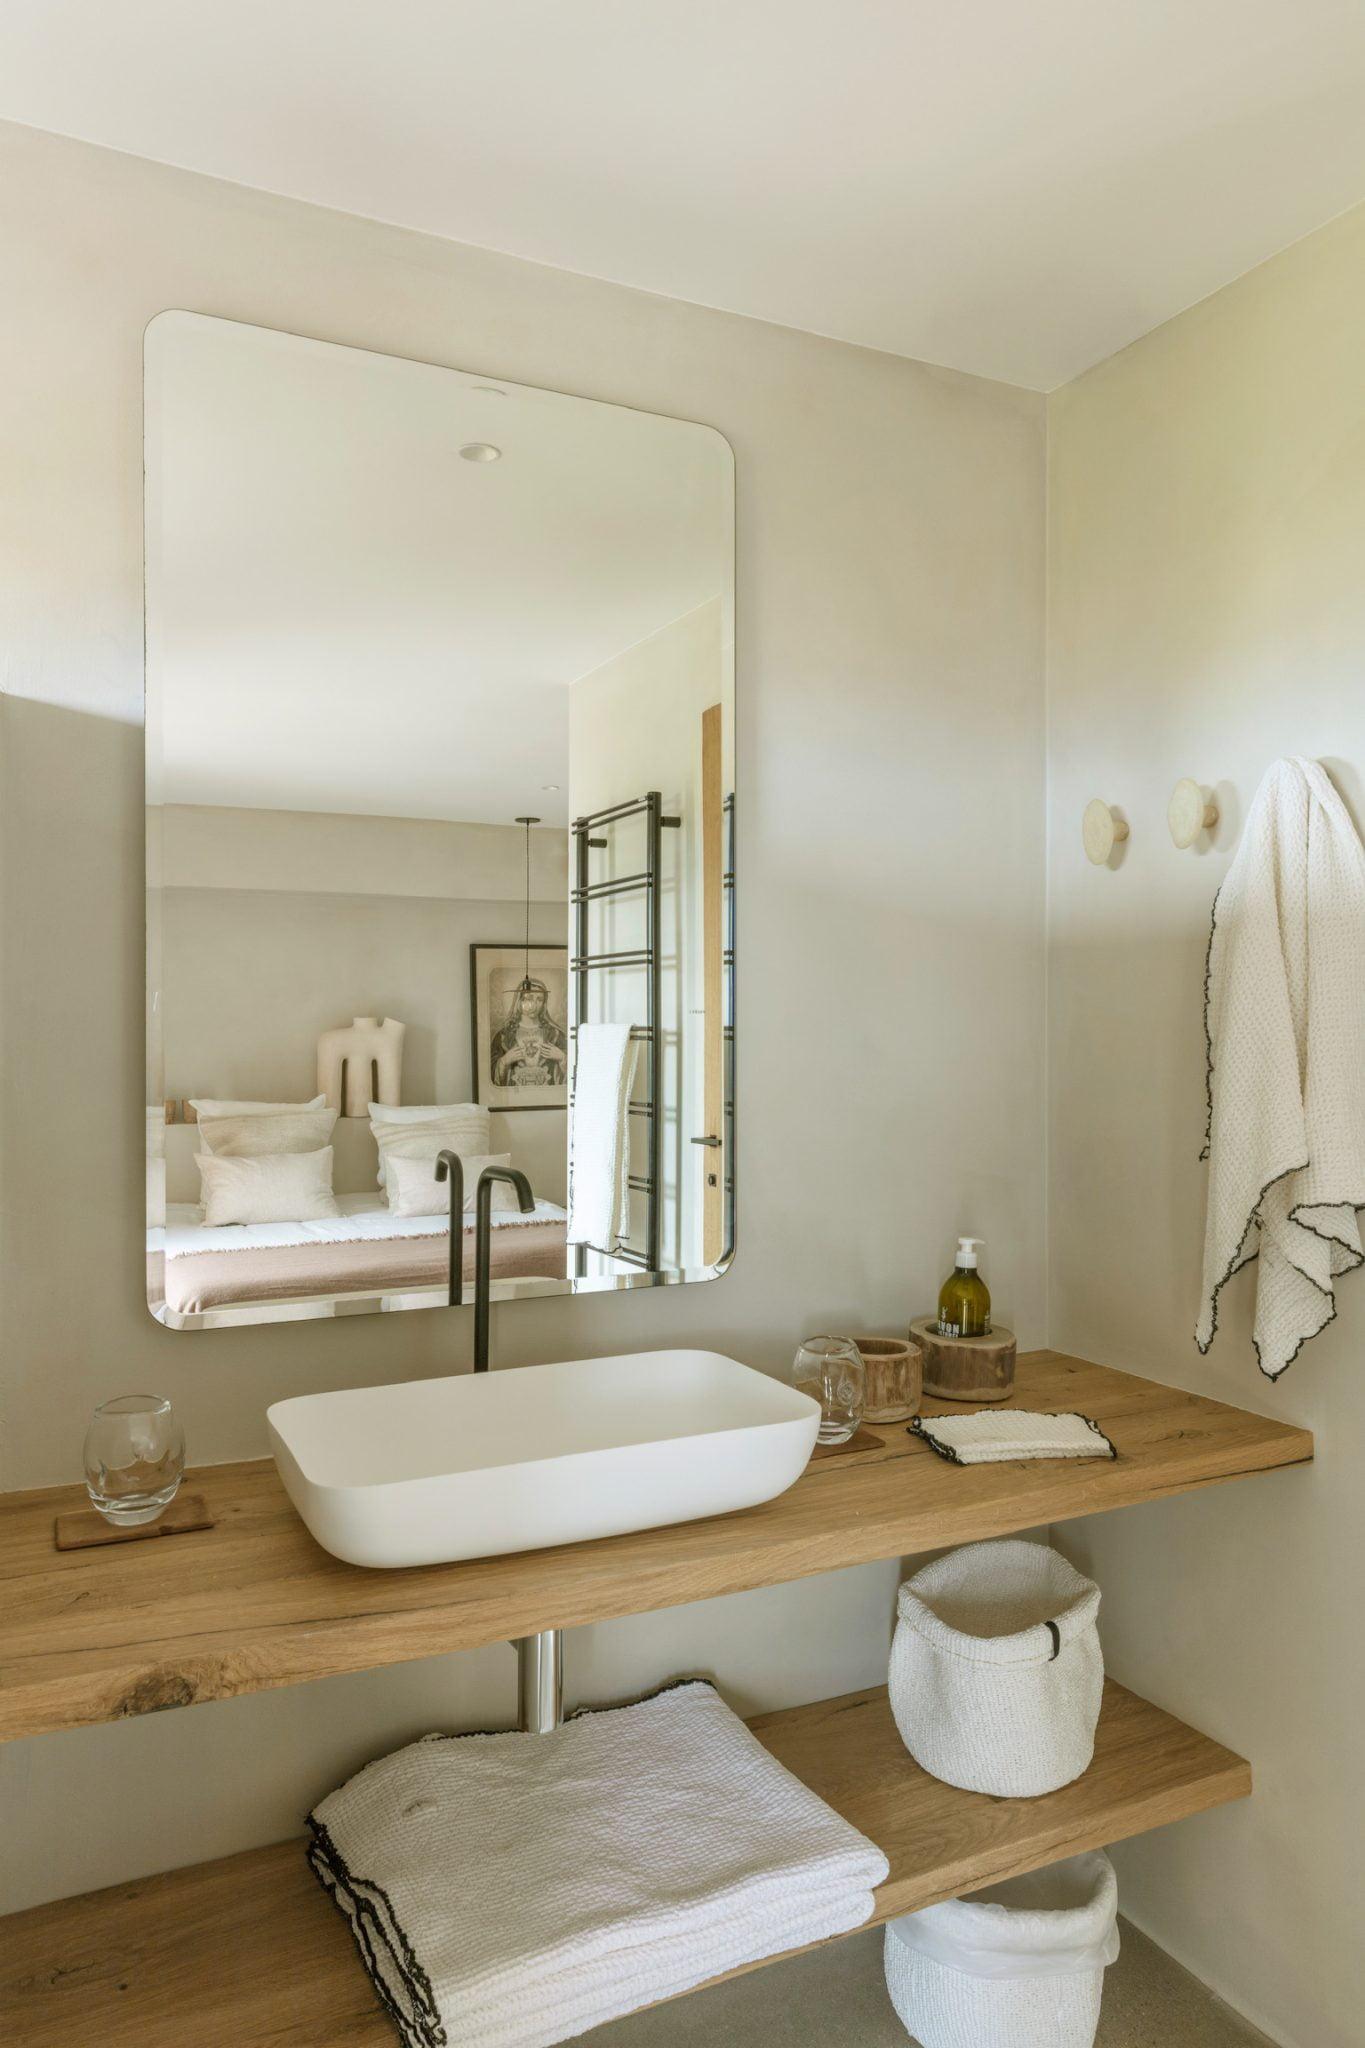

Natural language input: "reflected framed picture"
[469,945,570,1111]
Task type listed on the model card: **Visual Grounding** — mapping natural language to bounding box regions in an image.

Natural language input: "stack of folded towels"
[308,1679,889,2048]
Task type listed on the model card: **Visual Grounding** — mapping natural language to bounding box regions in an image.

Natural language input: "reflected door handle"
[690,1134,722,1148]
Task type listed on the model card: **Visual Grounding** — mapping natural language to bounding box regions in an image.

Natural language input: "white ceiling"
[6,2,1365,387]
[146,314,729,824]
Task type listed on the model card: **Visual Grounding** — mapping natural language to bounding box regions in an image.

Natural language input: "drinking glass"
[793,1336,866,1445]
[84,1394,185,1526]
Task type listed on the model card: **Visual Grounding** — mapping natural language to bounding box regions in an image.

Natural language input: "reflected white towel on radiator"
[1197,757,1365,1376]
[308,1680,889,2048]
[566,1022,638,1250]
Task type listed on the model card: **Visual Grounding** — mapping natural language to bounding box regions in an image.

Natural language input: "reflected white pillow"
[388,1151,516,1219]
[198,1108,338,1157]
[368,1101,482,1125]
[197,1148,340,1226]
[371,1107,491,1195]
[190,1094,326,1119]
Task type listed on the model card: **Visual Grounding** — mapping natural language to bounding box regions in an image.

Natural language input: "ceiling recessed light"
[469,385,506,397]
[460,442,502,463]
[541,783,560,792]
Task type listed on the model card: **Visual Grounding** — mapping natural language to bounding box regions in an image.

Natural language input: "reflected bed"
[147,1193,569,1327]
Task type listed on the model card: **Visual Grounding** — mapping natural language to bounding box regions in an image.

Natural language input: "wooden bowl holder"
[909,1318,1017,1403]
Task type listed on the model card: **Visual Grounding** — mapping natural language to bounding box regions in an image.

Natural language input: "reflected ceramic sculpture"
[318,1016,405,1118]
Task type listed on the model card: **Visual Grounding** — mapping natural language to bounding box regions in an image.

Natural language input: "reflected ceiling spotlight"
[459,442,502,463]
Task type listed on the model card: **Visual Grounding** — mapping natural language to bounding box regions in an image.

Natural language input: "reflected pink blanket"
[150,1222,568,1316]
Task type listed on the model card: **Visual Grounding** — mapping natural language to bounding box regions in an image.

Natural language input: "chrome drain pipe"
[514,1629,564,1733]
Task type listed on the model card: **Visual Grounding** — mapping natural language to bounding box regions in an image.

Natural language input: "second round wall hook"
[1168,778,1219,849]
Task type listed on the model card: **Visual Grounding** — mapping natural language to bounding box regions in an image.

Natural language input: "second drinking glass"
[792,1336,866,1445]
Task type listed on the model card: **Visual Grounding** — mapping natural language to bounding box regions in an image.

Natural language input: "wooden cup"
[855,1336,924,1423]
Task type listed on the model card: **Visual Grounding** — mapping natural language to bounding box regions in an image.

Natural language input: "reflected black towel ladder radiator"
[569,791,678,1278]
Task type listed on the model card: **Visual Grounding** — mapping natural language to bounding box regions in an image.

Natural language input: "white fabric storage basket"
[883,1852,1119,2048]
[889,1539,1103,1796]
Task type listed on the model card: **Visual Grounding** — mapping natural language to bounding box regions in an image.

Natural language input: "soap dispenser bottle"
[937,1237,991,1339]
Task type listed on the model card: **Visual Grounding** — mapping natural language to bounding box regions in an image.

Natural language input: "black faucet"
[434,1151,466,1306]
[473,1164,535,1371]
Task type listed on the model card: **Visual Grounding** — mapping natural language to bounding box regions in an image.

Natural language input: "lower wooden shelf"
[2,1678,1249,2048]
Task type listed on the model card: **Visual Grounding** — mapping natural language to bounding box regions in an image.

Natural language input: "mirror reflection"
[145,314,734,1330]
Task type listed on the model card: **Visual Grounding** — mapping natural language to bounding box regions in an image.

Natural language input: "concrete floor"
[588,1919,1277,2047]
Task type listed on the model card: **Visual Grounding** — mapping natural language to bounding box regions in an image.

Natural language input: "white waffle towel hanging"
[1197,756,1365,1376]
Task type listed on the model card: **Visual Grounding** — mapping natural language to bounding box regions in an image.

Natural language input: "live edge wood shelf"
[2,1680,1250,2048]
[0,1351,1310,1743]
[0,1351,1309,2048]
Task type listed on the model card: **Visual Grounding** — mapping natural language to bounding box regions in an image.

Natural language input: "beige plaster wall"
[0,120,1046,1910]
[1046,199,1365,2048]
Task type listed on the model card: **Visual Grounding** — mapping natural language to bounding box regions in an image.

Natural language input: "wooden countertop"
[1,1678,1251,2048]
[0,1350,1311,1743]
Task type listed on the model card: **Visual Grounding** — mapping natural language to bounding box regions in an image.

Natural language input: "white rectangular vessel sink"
[268,1349,821,1568]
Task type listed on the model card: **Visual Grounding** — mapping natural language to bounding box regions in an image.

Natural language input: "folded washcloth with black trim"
[308,1679,889,2048]
[910,1411,1116,1465]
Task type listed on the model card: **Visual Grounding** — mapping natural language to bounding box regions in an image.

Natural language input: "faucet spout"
[473,1165,535,1371]
[434,1150,465,1306]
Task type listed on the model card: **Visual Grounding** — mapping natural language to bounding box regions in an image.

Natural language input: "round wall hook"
[1082,798,1129,866]
[1168,778,1219,849]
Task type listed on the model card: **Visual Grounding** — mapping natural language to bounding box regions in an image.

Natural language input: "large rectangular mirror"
[145,314,734,1330]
